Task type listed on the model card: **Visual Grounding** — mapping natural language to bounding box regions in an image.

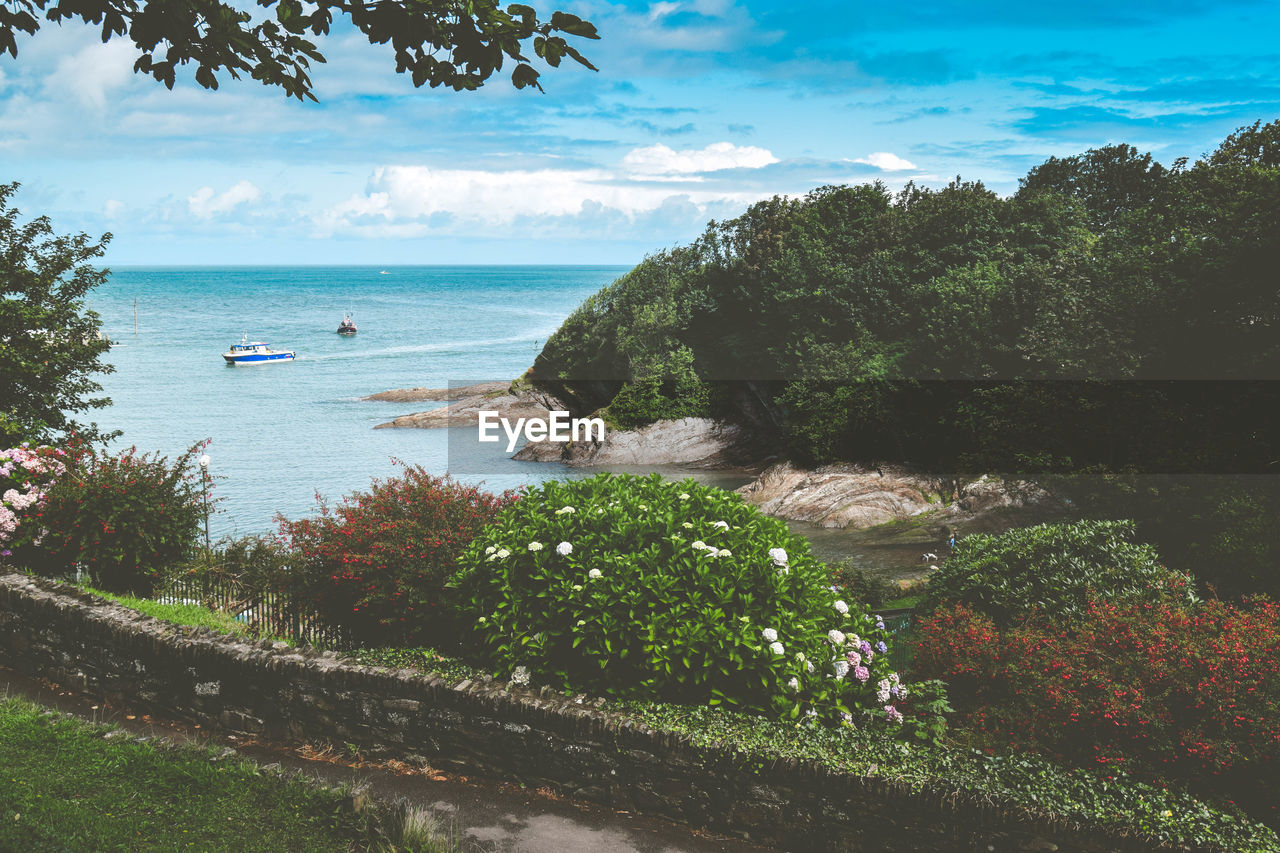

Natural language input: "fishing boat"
[336,313,357,335]
[223,335,296,365]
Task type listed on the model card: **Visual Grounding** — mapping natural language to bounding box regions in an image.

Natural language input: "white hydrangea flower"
[833,599,849,615]
[511,666,531,685]
[711,520,729,529]
[717,548,732,558]
[806,660,815,673]
[496,548,511,559]
[769,641,785,655]
[787,677,799,691]
[768,547,788,566]
[679,493,691,500]
[795,652,806,663]
[827,629,846,646]
[681,522,694,529]
[761,628,779,642]
[555,505,576,515]
[639,504,648,511]
[588,568,603,579]
[834,660,850,680]
[485,545,496,555]
[691,540,708,551]
[571,584,583,591]
[556,541,573,556]
[477,616,487,624]
[528,541,543,552]
[876,678,892,703]
[889,672,900,684]
[777,566,790,576]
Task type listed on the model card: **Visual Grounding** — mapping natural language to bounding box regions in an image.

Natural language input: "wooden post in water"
[133,297,138,335]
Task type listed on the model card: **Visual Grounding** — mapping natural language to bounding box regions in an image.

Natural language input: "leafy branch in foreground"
[0,0,599,100]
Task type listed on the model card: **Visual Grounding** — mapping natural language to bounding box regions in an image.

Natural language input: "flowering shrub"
[17,442,207,595]
[450,473,922,730]
[921,519,1196,624]
[0,445,67,560]
[911,598,1280,822]
[279,466,515,646]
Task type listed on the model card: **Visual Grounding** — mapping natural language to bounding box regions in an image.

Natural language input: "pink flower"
[854,665,870,683]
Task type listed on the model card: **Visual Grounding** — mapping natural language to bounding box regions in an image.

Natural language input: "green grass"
[0,696,456,852]
[75,584,294,645]
[878,594,923,610]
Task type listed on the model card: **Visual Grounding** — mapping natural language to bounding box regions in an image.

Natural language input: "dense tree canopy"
[0,0,598,99]
[532,120,1280,597]
[0,183,115,445]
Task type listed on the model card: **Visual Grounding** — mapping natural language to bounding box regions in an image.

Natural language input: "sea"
[89,266,630,540]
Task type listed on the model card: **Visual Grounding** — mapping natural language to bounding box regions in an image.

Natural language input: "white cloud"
[44,40,136,110]
[316,155,777,238]
[188,181,263,218]
[103,199,124,218]
[647,1,682,22]
[622,142,779,176]
[850,152,919,171]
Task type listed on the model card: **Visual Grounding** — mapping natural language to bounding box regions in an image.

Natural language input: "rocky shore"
[513,417,752,468]
[368,381,565,430]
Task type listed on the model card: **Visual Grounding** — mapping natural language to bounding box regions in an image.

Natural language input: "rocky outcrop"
[362,381,508,403]
[512,417,750,468]
[372,382,568,430]
[738,464,1052,529]
[738,463,946,529]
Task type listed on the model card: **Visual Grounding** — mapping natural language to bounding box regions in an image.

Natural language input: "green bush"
[921,519,1196,624]
[829,560,898,608]
[603,347,713,428]
[278,466,515,646]
[18,442,207,595]
[450,473,914,728]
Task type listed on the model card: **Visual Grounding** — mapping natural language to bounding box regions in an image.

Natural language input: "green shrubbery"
[450,473,918,729]
[14,442,206,595]
[920,519,1195,624]
[278,465,516,646]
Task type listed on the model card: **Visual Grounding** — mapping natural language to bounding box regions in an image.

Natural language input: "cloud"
[188,181,263,218]
[44,39,136,110]
[103,199,124,218]
[850,152,919,171]
[621,141,779,176]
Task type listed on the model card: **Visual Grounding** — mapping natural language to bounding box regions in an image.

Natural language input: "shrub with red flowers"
[17,441,207,595]
[278,465,516,646]
[912,598,1280,822]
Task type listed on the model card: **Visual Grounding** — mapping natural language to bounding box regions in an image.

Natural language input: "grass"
[75,583,295,645]
[0,696,460,852]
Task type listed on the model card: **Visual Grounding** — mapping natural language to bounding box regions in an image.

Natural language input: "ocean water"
[89,266,628,539]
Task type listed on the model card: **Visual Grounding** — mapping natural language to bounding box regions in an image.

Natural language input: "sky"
[2,0,1279,265]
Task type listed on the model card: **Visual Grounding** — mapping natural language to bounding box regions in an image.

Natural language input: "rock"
[512,417,747,468]
[361,381,508,403]
[956,474,1051,513]
[737,462,945,529]
[372,383,567,430]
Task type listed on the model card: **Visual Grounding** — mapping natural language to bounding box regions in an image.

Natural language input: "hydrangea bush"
[450,473,912,727]
[0,445,67,560]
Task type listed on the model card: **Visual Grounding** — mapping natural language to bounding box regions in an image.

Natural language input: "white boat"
[223,335,296,365]
[336,314,357,335]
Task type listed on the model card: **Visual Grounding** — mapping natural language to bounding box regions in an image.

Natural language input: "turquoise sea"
[90,266,628,539]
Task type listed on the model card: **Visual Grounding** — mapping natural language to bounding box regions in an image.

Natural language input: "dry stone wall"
[0,572,1142,852]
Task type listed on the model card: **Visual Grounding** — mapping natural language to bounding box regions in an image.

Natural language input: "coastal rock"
[513,417,747,468]
[371,383,567,429]
[362,381,508,403]
[738,463,1054,529]
[738,463,946,529]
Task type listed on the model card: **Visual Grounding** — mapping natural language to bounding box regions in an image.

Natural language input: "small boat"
[336,314,357,335]
[223,335,296,365]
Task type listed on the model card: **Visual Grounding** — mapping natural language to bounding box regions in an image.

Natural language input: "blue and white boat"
[223,335,296,365]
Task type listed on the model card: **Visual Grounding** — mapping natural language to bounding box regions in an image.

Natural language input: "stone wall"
[0,572,1143,852]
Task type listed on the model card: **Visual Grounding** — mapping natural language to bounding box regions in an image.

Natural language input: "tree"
[0,0,598,101]
[0,182,115,445]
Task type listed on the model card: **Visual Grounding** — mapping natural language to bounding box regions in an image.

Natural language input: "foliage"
[449,473,920,732]
[0,184,115,446]
[829,560,898,609]
[0,697,460,851]
[278,465,515,646]
[0,0,597,101]
[15,441,207,595]
[530,122,1280,596]
[910,598,1280,826]
[0,444,66,560]
[919,519,1196,624]
[603,346,714,428]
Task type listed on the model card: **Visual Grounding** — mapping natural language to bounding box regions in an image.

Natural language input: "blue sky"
[2,0,1278,265]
